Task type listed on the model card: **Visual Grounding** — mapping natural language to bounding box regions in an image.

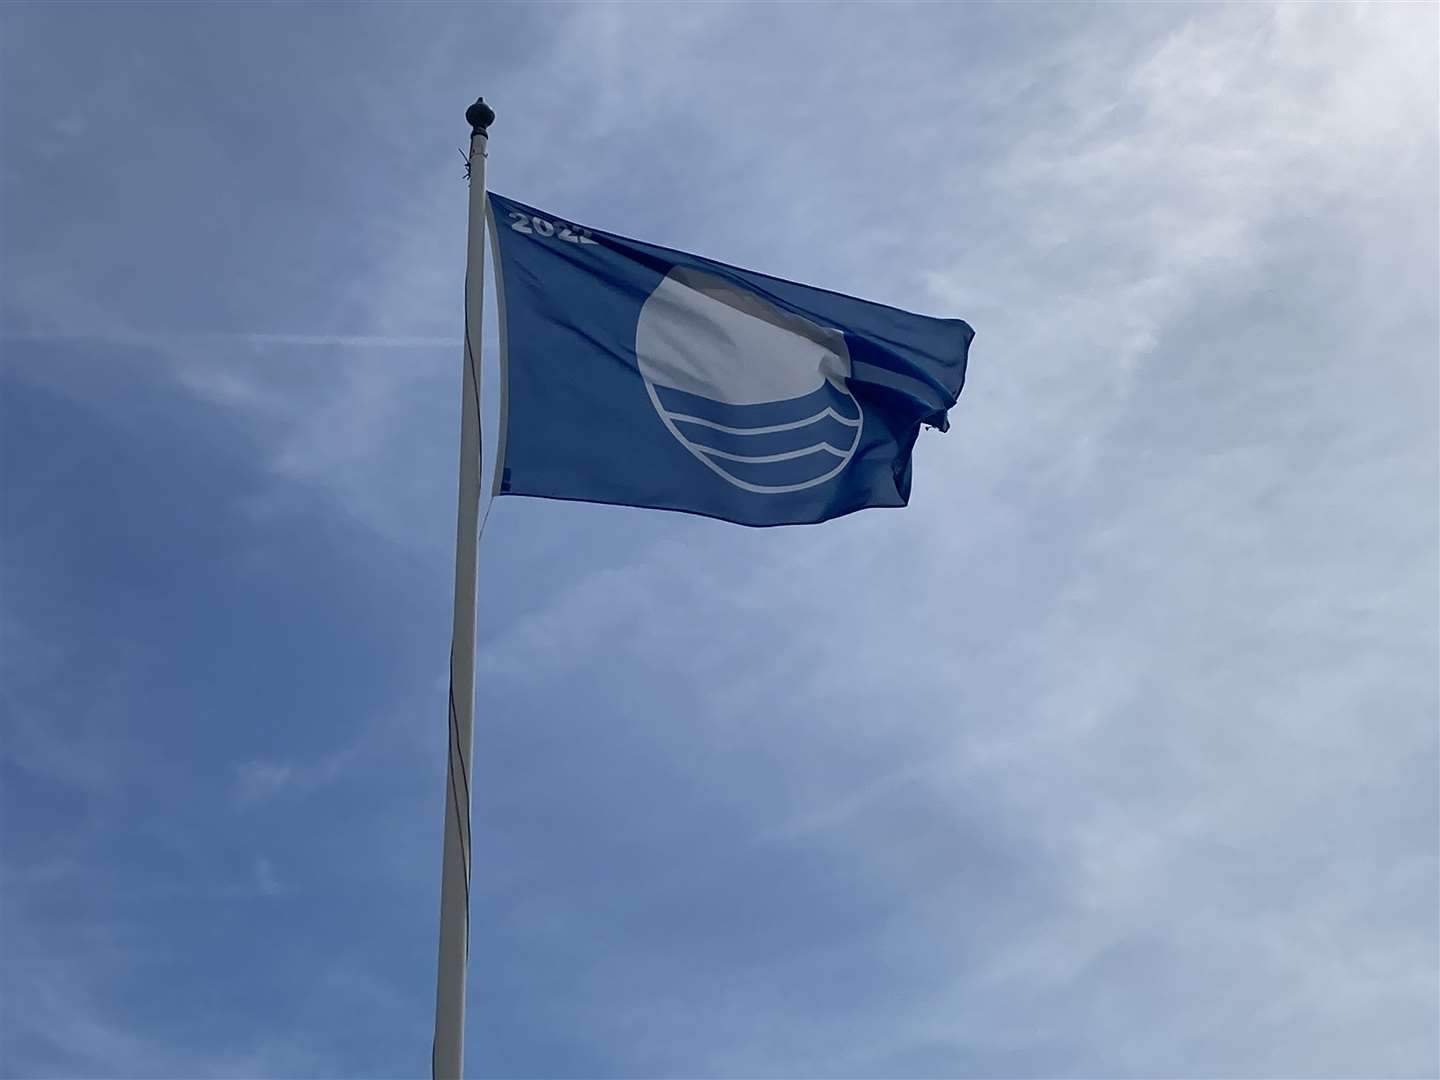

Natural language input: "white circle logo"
[635,267,863,494]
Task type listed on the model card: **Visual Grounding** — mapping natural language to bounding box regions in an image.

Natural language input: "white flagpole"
[433,95,494,1080]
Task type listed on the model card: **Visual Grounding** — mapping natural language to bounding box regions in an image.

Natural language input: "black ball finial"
[466,97,495,134]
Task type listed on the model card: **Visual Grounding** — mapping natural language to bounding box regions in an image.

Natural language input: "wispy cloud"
[1,2,1433,1077]
[253,856,284,897]
[231,747,355,807]
[459,6,1437,1076]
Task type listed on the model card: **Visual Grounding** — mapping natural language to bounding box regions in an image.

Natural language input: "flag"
[486,192,974,527]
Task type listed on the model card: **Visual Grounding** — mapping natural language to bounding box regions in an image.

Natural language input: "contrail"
[241,333,461,348]
[1,329,461,349]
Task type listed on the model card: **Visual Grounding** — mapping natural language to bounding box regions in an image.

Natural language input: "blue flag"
[487,192,974,527]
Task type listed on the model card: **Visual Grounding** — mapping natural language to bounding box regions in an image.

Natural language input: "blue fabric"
[488,192,974,527]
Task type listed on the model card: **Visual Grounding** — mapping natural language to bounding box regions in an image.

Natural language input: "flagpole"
[433,95,494,1080]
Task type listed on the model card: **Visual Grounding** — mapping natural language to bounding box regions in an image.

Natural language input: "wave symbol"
[635,267,863,494]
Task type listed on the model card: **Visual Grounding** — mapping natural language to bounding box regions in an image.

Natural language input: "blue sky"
[2,3,1436,1078]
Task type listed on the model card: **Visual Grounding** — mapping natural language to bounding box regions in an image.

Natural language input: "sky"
[1,3,1436,1078]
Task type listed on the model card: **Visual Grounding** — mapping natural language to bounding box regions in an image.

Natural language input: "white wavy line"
[664,405,861,436]
[643,377,865,496]
[697,443,848,464]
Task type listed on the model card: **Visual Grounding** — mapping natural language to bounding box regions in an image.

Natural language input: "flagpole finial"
[466,97,495,135]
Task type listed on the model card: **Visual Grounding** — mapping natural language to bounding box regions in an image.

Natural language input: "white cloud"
[231,745,360,808]
[459,6,1437,1075]
[0,892,329,1077]
[253,855,284,897]
[1,2,1433,1076]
